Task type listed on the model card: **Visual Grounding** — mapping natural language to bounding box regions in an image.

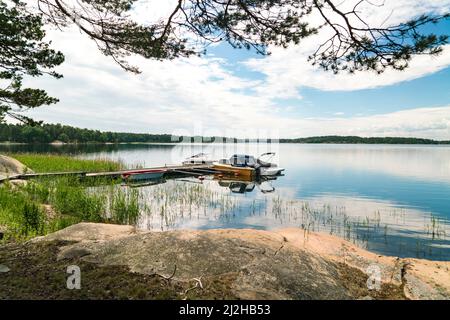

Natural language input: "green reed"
[108,187,140,225]
[9,153,123,173]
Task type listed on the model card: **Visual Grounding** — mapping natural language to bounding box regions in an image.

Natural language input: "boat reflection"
[127,178,167,188]
[124,170,283,194]
[214,175,279,194]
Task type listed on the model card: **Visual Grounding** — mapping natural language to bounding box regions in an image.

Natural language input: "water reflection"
[122,171,449,260]
[215,175,278,194]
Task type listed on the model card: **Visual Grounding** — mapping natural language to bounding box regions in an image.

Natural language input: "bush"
[0,186,46,240]
[51,181,105,222]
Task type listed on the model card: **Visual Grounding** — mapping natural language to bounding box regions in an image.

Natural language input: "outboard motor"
[257,152,276,168]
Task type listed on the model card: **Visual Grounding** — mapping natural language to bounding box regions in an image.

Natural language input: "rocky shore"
[0,154,32,181]
[1,223,448,299]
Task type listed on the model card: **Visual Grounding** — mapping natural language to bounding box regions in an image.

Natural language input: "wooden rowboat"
[212,163,255,178]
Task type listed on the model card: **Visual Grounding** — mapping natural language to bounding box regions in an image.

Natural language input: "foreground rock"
[278,229,450,300]
[47,225,354,299]
[36,222,138,243]
[0,154,33,181]
[31,222,446,300]
[2,223,447,300]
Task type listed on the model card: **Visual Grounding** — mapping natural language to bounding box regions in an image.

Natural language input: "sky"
[23,0,450,139]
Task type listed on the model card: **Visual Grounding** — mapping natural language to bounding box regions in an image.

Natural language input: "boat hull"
[259,167,285,176]
[213,163,255,178]
[182,160,214,165]
[122,169,166,182]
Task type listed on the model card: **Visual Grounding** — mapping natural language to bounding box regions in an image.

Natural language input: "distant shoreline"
[2,123,450,145]
[1,142,450,145]
[1,140,450,146]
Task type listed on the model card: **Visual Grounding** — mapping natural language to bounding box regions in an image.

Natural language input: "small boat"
[127,178,166,188]
[214,175,277,194]
[122,169,167,182]
[182,153,214,165]
[259,166,285,176]
[213,173,254,183]
[218,180,256,194]
[213,162,255,178]
[214,153,284,177]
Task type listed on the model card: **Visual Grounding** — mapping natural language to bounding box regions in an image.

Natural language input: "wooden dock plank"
[85,164,213,178]
[1,164,215,182]
[1,163,259,183]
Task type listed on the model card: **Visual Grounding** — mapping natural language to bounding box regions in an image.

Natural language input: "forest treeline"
[1,123,449,144]
[0,123,174,143]
[280,136,450,144]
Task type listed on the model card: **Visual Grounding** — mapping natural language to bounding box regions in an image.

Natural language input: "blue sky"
[24,0,450,139]
[206,18,450,119]
[291,67,450,118]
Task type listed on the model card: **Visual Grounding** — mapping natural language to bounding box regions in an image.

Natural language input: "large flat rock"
[52,229,352,299]
[0,154,33,179]
[276,228,450,300]
[35,223,449,300]
[36,222,138,242]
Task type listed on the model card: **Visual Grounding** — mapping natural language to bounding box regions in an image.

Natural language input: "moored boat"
[257,153,285,176]
[213,153,284,177]
[122,169,166,182]
[182,153,214,165]
[259,166,285,176]
[212,162,255,178]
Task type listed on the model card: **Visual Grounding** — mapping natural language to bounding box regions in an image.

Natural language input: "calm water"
[2,143,450,260]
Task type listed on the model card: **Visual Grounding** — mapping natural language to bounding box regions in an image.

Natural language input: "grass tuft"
[8,153,123,173]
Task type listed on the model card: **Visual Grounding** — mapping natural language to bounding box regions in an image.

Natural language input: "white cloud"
[20,0,450,140]
[244,42,450,96]
[278,106,450,139]
[244,0,450,96]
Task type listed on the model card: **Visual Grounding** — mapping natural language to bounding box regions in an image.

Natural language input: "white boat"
[122,169,166,181]
[259,166,285,176]
[215,153,284,177]
[257,153,285,176]
[182,153,214,165]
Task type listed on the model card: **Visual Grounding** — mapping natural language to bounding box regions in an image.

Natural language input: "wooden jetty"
[0,164,219,183]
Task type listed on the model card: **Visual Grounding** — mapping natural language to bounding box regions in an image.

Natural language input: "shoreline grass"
[0,154,136,241]
[7,153,123,173]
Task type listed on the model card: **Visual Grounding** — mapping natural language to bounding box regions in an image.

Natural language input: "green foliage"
[0,0,64,123]
[47,215,82,234]
[21,201,44,235]
[0,178,106,240]
[36,0,448,74]
[309,3,449,73]
[0,122,175,143]
[22,179,50,202]
[38,0,193,73]
[0,185,46,240]
[110,188,140,225]
[50,179,105,222]
[0,155,143,241]
[280,136,450,144]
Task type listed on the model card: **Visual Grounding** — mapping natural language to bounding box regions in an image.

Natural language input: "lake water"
[2,143,450,260]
